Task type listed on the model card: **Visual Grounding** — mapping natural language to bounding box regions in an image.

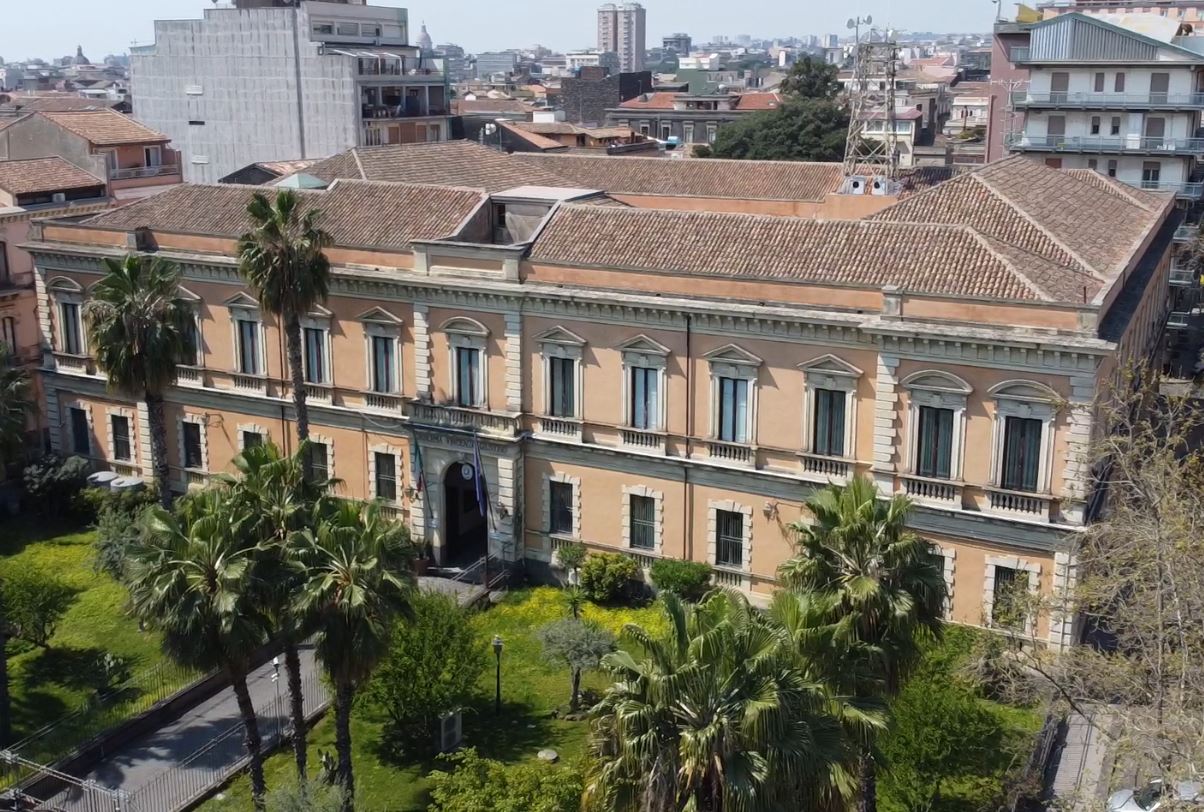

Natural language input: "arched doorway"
[443,462,487,567]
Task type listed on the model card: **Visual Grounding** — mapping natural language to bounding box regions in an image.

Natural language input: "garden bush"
[1,565,78,647]
[22,454,90,516]
[428,748,583,812]
[555,542,587,577]
[77,483,158,524]
[366,590,487,759]
[649,559,713,602]
[578,552,639,604]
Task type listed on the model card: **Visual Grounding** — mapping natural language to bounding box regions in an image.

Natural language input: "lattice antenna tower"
[842,33,901,184]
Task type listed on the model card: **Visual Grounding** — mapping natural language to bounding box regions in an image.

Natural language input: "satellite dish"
[847,18,856,29]
[866,15,873,24]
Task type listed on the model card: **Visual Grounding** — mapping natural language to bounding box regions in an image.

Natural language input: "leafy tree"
[0,566,77,647]
[586,591,855,812]
[22,454,90,515]
[126,492,272,810]
[238,190,333,443]
[265,780,348,812]
[294,500,415,810]
[84,255,196,508]
[537,618,615,711]
[648,559,712,602]
[428,748,584,812]
[779,476,946,812]
[0,344,33,476]
[778,55,842,99]
[578,553,638,604]
[366,590,486,758]
[93,505,151,581]
[708,98,849,162]
[556,542,588,580]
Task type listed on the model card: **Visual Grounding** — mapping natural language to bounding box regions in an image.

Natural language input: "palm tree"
[294,501,414,810]
[778,475,946,812]
[224,440,331,781]
[237,190,333,443]
[125,492,272,810]
[84,255,195,508]
[585,590,854,812]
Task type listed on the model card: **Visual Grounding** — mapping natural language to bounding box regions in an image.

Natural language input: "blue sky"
[1,0,996,61]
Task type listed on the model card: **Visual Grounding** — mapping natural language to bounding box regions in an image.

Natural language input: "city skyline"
[1,0,994,63]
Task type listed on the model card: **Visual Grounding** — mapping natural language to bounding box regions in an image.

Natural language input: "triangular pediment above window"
[536,326,586,346]
[619,334,671,356]
[176,285,202,303]
[704,343,763,366]
[356,306,403,325]
[306,304,333,319]
[798,354,862,378]
[902,369,971,394]
[223,291,260,309]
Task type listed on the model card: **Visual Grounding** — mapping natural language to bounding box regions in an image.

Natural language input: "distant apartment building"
[597,3,647,73]
[566,51,621,74]
[606,91,781,145]
[475,52,520,80]
[662,33,692,54]
[998,12,1204,203]
[129,0,450,184]
[436,43,470,83]
[1039,0,1204,24]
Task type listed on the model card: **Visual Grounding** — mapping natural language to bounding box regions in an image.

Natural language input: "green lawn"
[204,587,665,812]
[1,514,173,763]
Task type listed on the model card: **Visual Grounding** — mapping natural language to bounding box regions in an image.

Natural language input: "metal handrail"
[1011,90,1204,107]
[1006,132,1204,153]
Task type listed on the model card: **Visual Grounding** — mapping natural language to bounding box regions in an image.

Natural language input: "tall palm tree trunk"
[334,677,355,812]
[145,393,171,509]
[285,317,309,442]
[283,637,307,779]
[0,615,10,746]
[229,668,268,812]
[857,751,877,812]
[570,667,581,712]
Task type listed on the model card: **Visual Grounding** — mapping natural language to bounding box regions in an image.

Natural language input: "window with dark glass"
[629,366,658,429]
[371,335,396,393]
[375,452,397,501]
[813,388,846,457]
[630,494,655,550]
[304,327,328,384]
[716,509,743,568]
[305,442,328,482]
[549,481,573,535]
[60,302,82,355]
[70,407,89,454]
[1,316,16,352]
[991,566,1026,630]
[236,318,260,374]
[0,241,8,282]
[111,415,131,461]
[548,357,576,417]
[717,377,749,443]
[182,316,199,366]
[183,422,203,469]
[242,431,262,450]
[1000,416,1042,492]
[915,406,954,479]
[455,346,480,407]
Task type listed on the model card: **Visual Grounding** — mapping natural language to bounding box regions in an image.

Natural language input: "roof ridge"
[971,171,1107,281]
[350,148,366,180]
[524,152,842,170]
[1067,169,1161,212]
[966,228,1052,302]
[331,177,489,196]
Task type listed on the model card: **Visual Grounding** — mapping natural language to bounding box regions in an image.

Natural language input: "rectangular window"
[183,422,203,469]
[706,124,718,143]
[1090,115,1101,135]
[716,509,743,568]
[143,146,162,167]
[915,406,954,479]
[1093,72,1105,92]
[1110,116,1121,135]
[60,302,82,355]
[660,122,671,140]
[1000,416,1042,492]
[241,430,263,450]
[111,414,131,461]
[991,566,1026,630]
[683,123,695,143]
[548,357,575,417]
[1114,72,1125,92]
[0,240,8,282]
[312,22,334,35]
[0,316,15,352]
[70,407,89,454]
[455,346,480,407]
[182,316,199,366]
[336,22,360,36]
[374,452,397,502]
[717,377,749,443]
[303,326,328,384]
[371,335,397,393]
[813,388,846,457]
[549,480,573,535]
[1142,161,1161,187]
[629,366,659,430]
[1107,159,1118,177]
[305,441,328,482]
[629,494,656,550]
[1087,158,1098,171]
[236,318,260,375]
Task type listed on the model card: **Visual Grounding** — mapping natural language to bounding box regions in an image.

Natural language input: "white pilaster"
[871,353,900,491]
[504,312,522,412]
[412,304,432,400]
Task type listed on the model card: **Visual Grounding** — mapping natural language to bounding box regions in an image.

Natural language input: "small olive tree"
[537,618,615,711]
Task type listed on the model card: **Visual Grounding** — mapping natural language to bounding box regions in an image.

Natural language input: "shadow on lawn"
[21,645,119,693]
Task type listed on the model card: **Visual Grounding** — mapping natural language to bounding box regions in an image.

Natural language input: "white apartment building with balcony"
[130,0,450,184]
[1006,13,1204,201]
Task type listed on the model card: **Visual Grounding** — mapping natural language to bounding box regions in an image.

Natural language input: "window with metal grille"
[183,422,203,469]
[991,566,1026,630]
[375,452,397,502]
[549,481,573,536]
[716,509,743,568]
[915,406,954,479]
[305,442,329,482]
[629,494,655,550]
[813,388,846,457]
[111,415,131,461]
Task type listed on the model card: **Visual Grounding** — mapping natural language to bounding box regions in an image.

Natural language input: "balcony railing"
[1174,224,1199,243]
[537,416,582,440]
[362,104,448,120]
[706,439,754,466]
[53,352,92,374]
[620,427,666,453]
[1010,90,1204,108]
[1121,179,1204,199]
[901,474,962,505]
[304,383,333,403]
[1168,311,1191,329]
[799,452,851,481]
[711,566,748,588]
[406,401,520,436]
[175,365,204,387]
[111,462,140,478]
[357,58,444,78]
[1170,263,1196,286]
[232,373,267,394]
[623,548,659,570]
[110,164,181,180]
[985,486,1053,520]
[1010,47,1031,63]
[1005,132,1204,154]
[364,391,404,413]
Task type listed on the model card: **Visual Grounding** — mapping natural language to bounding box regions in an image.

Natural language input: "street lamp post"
[271,656,283,739]
[492,635,503,715]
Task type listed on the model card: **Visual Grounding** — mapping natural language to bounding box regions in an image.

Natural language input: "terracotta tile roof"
[730,92,782,110]
[0,95,123,113]
[83,180,486,251]
[1064,168,1164,210]
[618,92,680,109]
[516,154,844,201]
[499,122,567,152]
[0,157,105,196]
[872,156,1169,283]
[306,141,570,192]
[257,159,317,176]
[528,205,1059,301]
[37,110,168,146]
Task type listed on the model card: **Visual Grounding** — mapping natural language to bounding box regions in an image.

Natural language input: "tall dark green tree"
[85,255,195,508]
[778,55,842,99]
[0,344,33,482]
[237,190,333,443]
[779,476,946,812]
[706,98,849,162]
